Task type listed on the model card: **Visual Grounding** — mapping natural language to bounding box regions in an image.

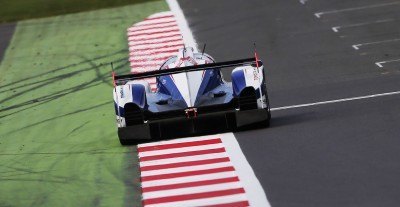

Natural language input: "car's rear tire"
[119,137,132,146]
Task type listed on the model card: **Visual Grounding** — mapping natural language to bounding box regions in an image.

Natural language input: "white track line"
[331,19,394,32]
[166,0,198,52]
[271,90,400,111]
[314,2,400,18]
[375,59,400,68]
[299,0,308,5]
[221,133,271,207]
[352,38,400,50]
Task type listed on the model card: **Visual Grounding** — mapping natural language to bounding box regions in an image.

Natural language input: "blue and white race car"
[113,47,271,145]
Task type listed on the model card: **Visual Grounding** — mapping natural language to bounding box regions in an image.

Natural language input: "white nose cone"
[170,47,206,107]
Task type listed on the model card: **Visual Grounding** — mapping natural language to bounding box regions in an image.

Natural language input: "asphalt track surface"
[0,23,15,62]
[179,0,400,206]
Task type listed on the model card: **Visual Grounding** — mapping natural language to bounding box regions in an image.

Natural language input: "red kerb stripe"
[140,157,231,171]
[138,138,222,152]
[129,29,180,37]
[142,177,240,192]
[141,166,235,182]
[140,147,226,161]
[131,20,177,30]
[129,33,181,42]
[142,188,245,205]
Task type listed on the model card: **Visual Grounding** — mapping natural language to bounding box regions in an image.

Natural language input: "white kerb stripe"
[141,171,237,188]
[128,26,180,36]
[128,31,181,40]
[128,22,178,32]
[129,59,167,65]
[135,17,177,26]
[129,53,176,61]
[128,37,182,46]
[139,136,221,147]
[166,0,198,52]
[129,53,177,60]
[141,162,233,177]
[140,153,228,167]
[138,143,225,157]
[129,43,183,51]
[147,11,173,18]
[128,46,181,54]
[143,193,248,207]
[142,182,242,199]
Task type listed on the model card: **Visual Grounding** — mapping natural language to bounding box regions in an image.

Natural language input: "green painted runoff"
[0,1,168,206]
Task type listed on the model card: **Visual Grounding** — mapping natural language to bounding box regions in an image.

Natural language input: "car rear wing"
[113,57,261,85]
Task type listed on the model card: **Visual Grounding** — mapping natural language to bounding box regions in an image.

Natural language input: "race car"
[112,47,271,145]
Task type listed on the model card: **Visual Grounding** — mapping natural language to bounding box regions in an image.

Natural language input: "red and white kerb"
[127,11,184,91]
[138,136,251,207]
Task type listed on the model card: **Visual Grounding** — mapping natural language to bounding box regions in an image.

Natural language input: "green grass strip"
[0,1,168,206]
[0,0,161,23]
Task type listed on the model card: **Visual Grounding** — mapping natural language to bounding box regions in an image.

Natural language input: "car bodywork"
[113,47,271,145]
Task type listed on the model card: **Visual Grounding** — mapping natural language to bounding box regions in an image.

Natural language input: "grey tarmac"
[0,23,16,62]
[178,0,400,206]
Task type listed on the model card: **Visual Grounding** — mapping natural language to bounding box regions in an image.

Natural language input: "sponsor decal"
[253,68,259,81]
[120,87,125,98]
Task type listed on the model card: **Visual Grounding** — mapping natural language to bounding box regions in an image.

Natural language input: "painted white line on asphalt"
[352,38,400,50]
[314,1,400,18]
[271,90,400,111]
[220,133,271,207]
[299,0,308,5]
[331,19,394,32]
[375,59,400,68]
[166,0,198,52]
